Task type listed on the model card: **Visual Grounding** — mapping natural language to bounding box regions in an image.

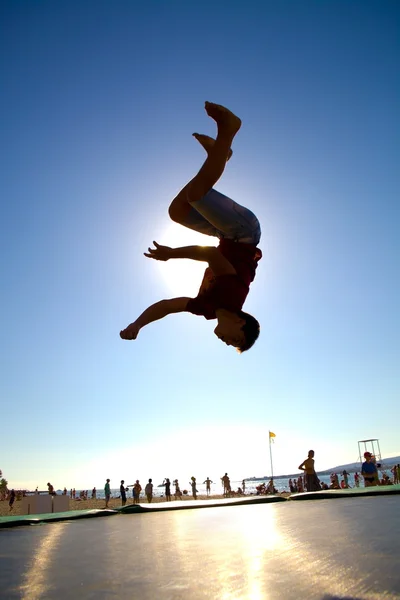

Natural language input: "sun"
[156,222,215,297]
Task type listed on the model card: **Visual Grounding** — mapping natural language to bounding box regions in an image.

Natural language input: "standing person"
[190,477,198,499]
[120,102,262,353]
[162,478,172,501]
[267,479,275,494]
[120,480,127,506]
[298,450,321,492]
[361,452,379,487]
[133,480,142,504]
[242,479,246,494]
[173,479,182,500]
[221,473,231,497]
[104,479,111,508]
[354,472,360,487]
[9,489,16,511]
[92,487,97,499]
[342,470,350,488]
[145,479,153,503]
[203,477,213,496]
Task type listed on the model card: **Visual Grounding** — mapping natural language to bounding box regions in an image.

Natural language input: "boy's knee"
[168,203,179,223]
[168,201,190,225]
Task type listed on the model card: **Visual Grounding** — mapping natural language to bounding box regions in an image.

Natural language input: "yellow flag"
[269,431,276,439]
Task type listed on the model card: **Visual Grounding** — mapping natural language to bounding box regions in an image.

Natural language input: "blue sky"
[1,1,399,490]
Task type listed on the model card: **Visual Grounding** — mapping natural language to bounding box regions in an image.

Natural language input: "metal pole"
[269,432,274,481]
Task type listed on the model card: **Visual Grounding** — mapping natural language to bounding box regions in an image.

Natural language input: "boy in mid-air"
[120,102,262,352]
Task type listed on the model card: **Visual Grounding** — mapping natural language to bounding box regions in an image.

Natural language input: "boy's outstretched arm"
[145,242,236,276]
[120,297,190,340]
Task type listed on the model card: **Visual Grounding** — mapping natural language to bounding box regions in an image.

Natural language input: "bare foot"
[192,133,233,161]
[204,102,241,136]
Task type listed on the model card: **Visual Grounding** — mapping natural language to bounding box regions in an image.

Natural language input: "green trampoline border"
[118,494,286,514]
[0,509,118,529]
[0,496,285,529]
[289,483,400,501]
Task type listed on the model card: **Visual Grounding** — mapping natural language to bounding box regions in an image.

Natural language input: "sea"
[70,473,360,500]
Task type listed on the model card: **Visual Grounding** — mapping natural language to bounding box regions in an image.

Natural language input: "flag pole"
[269,431,274,481]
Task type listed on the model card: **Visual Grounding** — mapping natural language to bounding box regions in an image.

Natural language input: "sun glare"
[156,222,215,297]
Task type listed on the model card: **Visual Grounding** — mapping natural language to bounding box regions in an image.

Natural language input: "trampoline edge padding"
[0,509,118,529]
[118,495,287,513]
[289,485,400,501]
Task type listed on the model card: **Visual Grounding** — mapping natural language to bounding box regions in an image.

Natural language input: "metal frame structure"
[358,438,382,466]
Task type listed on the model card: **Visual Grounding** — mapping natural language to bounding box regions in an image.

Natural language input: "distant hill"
[246,455,400,481]
[318,455,400,475]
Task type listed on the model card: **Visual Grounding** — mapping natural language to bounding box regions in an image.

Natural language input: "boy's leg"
[168,102,241,226]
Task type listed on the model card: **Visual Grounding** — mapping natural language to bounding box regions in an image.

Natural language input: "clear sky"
[1,1,399,491]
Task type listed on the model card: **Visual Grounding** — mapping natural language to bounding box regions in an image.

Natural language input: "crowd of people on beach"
[95,456,400,507]
[2,457,399,512]
[100,473,248,506]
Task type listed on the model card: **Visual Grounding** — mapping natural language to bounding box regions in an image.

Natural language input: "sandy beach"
[0,493,291,517]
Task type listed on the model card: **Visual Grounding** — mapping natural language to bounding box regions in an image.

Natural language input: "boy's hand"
[144,241,173,261]
[120,321,140,340]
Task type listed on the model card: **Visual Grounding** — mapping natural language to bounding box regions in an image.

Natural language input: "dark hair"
[237,311,260,353]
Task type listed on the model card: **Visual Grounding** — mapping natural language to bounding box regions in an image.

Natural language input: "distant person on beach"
[354,473,360,487]
[330,473,340,489]
[92,487,97,499]
[162,478,172,501]
[298,450,321,492]
[361,452,379,487]
[203,477,213,496]
[190,477,198,499]
[242,480,246,494]
[47,482,55,495]
[173,479,182,499]
[391,464,399,484]
[342,470,350,488]
[120,102,262,354]
[133,480,142,504]
[221,473,231,497]
[9,489,16,511]
[120,480,127,506]
[104,479,111,508]
[145,479,153,503]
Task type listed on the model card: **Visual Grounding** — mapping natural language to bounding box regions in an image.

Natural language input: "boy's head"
[214,310,260,352]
